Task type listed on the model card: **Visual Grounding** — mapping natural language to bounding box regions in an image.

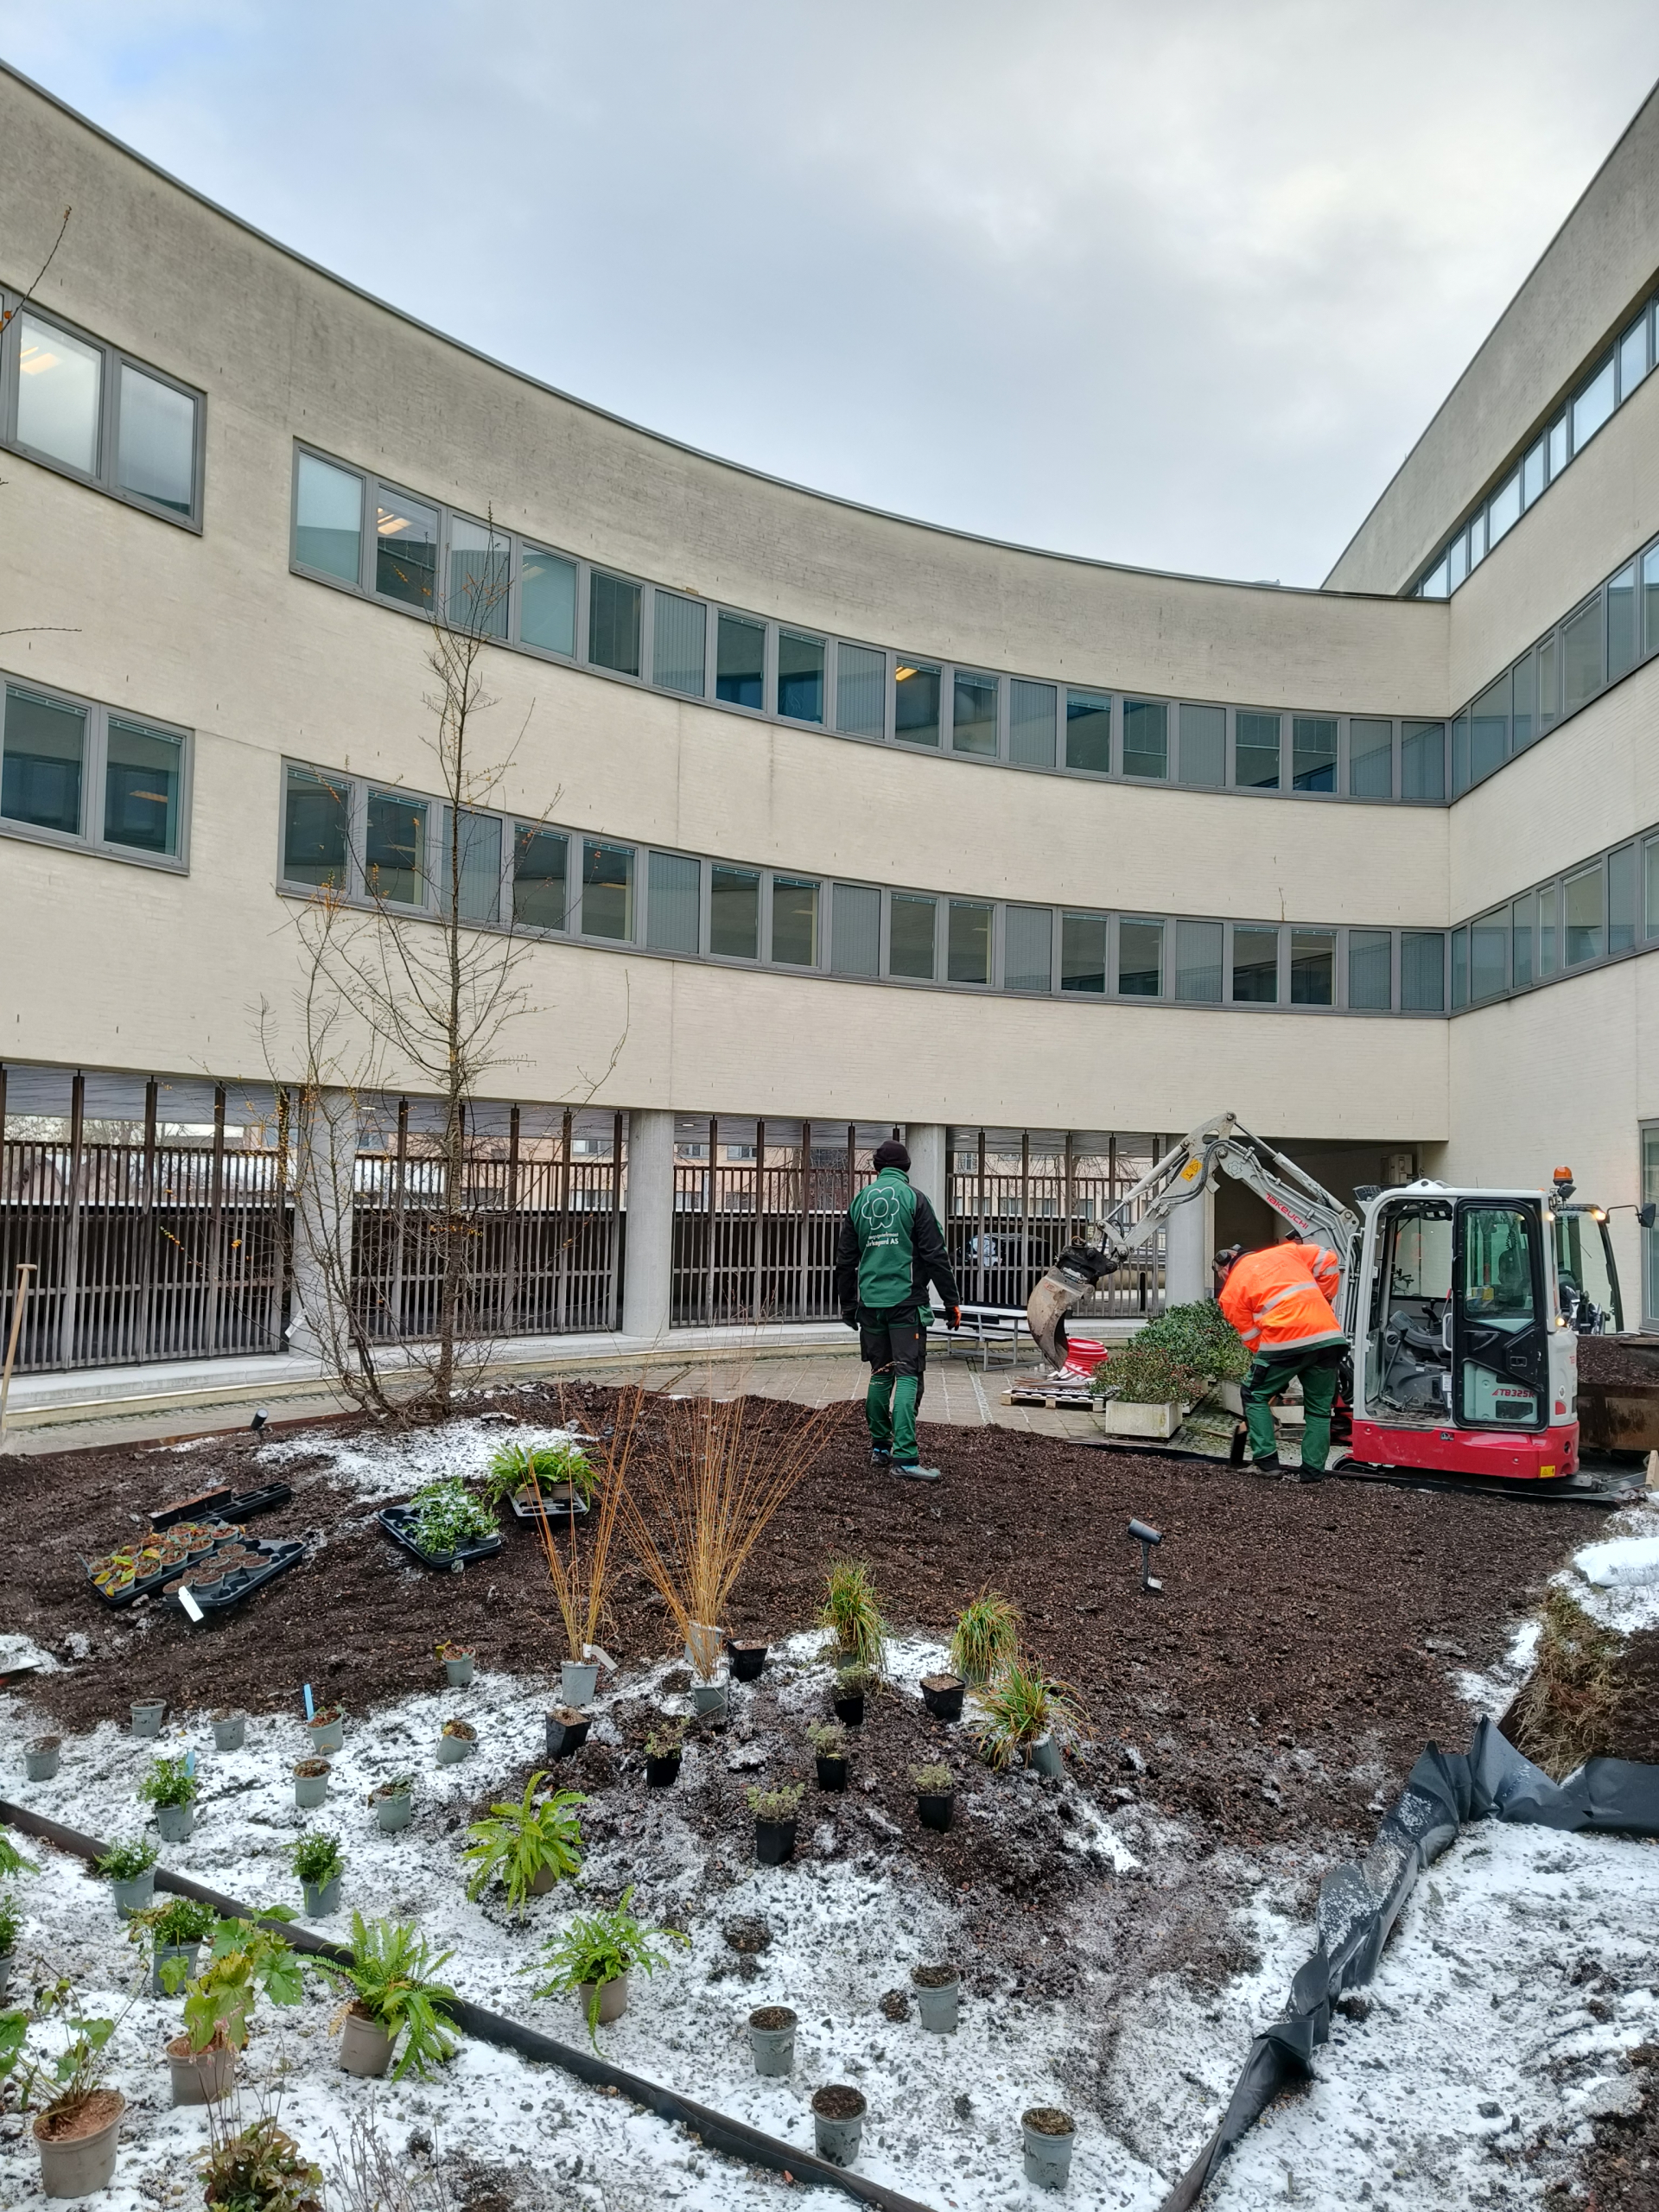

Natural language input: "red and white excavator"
[1025,1112,1636,1484]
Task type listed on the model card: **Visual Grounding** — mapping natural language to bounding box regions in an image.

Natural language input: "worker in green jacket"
[834,1139,962,1481]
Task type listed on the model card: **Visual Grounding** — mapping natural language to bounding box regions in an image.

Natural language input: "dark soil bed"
[1570,2044,1659,2212]
[1577,1335,1659,1388]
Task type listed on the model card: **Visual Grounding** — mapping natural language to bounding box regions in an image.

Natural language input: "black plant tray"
[84,1531,226,1610]
[147,1482,292,1532]
[508,1487,589,1523]
[378,1504,504,1572]
[225,1483,294,1521]
[162,1535,305,1615]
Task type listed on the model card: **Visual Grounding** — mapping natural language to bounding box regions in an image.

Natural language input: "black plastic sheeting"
[1158,1719,1659,2212]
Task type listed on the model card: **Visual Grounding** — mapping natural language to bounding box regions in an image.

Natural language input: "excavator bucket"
[1027,1266,1085,1371]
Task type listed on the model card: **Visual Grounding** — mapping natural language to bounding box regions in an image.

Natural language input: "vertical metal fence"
[670,1119,881,1325]
[945,1129,1168,1319]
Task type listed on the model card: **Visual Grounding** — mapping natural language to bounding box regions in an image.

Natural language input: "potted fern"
[463,1774,585,1916]
[486,1437,596,1520]
[95,1836,157,1918]
[138,1752,200,1844]
[163,1917,303,2107]
[748,1782,804,1866]
[370,1775,415,1834]
[644,1718,687,1789]
[912,1762,954,1833]
[974,1656,1089,1777]
[290,1829,345,1916]
[315,1913,459,2079]
[809,1719,848,1792]
[528,1886,688,2039]
[950,1588,1020,1688]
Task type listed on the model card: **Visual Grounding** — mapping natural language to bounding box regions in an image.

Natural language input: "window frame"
[2,671,193,873]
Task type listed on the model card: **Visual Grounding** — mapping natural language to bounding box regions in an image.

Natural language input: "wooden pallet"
[1001,1385,1096,1410]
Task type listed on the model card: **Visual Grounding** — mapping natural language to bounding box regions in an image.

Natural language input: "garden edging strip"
[0,1798,943,2212]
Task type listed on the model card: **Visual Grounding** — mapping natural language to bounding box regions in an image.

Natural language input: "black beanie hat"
[873,1139,911,1171]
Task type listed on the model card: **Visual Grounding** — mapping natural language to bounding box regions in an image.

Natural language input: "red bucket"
[1058,1337,1108,1380]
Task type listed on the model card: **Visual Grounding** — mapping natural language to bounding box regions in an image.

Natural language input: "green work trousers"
[1243,1344,1344,1471]
[858,1304,927,1462]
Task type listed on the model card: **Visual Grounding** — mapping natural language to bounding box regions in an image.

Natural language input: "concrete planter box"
[1095,1400,1183,1439]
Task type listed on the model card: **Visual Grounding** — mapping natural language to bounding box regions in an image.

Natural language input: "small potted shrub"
[436,1718,476,1766]
[436,1640,475,1688]
[920,1674,966,1723]
[293,1756,331,1810]
[644,1718,687,1789]
[0,1890,22,2004]
[910,1961,960,2032]
[95,1836,158,1918]
[370,1775,415,1834]
[545,1705,591,1760]
[528,1885,688,2041]
[315,1912,459,2079]
[1022,2105,1076,2190]
[210,1709,245,1753]
[28,1997,126,2196]
[290,1829,345,1917]
[949,1588,1020,1688]
[463,1774,585,1916]
[974,1656,1089,1777]
[811,2084,867,2168]
[809,1719,848,1791]
[911,1763,954,1833]
[24,1733,61,1782]
[130,1697,166,1738]
[404,1477,500,1566]
[1090,1298,1248,1438]
[832,1662,873,1728]
[128,1895,216,1997]
[748,2003,796,2075]
[728,1637,768,1682]
[138,1752,200,1844]
[199,2112,322,2210]
[748,1782,804,1866]
[166,1917,303,2105]
[305,1702,346,1757]
[819,1560,886,1671]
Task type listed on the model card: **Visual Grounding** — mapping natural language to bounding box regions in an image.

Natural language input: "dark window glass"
[1117,918,1162,997]
[1647,547,1659,658]
[1235,711,1281,788]
[894,661,941,747]
[647,851,701,954]
[1451,927,1468,1009]
[889,893,936,977]
[365,791,426,906]
[520,548,577,655]
[295,454,362,583]
[1065,690,1112,773]
[1401,932,1444,1013]
[1512,652,1536,752]
[1178,703,1224,786]
[710,865,760,957]
[831,881,880,974]
[1565,861,1605,965]
[1349,718,1392,798]
[512,825,568,930]
[283,766,349,888]
[582,840,634,939]
[1537,632,1559,730]
[1008,680,1056,766]
[1291,716,1337,792]
[716,613,765,709]
[375,490,439,611]
[1562,596,1604,714]
[1470,909,1508,1001]
[1232,925,1278,1003]
[653,591,706,696]
[1451,711,1470,795]
[952,671,998,758]
[1511,892,1535,988]
[1539,881,1560,976]
[1290,929,1333,1006]
[1060,913,1106,994]
[1175,920,1223,1002]
[588,572,641,677]
[1572,353,1616,451]
[772,877,819,965]
[104,719,181,855]
[947,900,993,983]
[3,686,86,836]
[447,518,509,639]
[836,645,886,738]
[778,632,824,723]
[117,365,195,515]
[1401,720,1445,801]
[1002,906,1052,991]
[442,808,501,924]
[1122,698,1168,779]
[1609,842,1637,956]
[1608,563,1638,681]
[1470,672,1510,781]
[1348,929,1391,1010]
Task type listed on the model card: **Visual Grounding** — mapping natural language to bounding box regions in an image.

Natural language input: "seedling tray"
[225,1483,294,1521]
[162,1535,304,1615]
[507,1486,590,1523]
[84,1521,240,1609]
[149,1482,291,1530]
[378,1503,504,1572]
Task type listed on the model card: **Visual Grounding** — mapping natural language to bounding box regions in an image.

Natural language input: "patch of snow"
[254,1421,582,1504]
[0,1632,59,1675]
[1573,1535,1659,1587]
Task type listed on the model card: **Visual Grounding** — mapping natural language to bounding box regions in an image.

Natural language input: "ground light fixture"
[1128,1519,1162,1593]
[249,1408,268,1432]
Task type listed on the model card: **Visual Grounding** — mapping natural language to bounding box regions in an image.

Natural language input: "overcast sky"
[4,2,1659,586]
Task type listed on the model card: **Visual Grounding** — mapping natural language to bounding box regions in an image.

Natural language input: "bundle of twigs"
[531,1387,640,1663]
[618,1392,840,1679]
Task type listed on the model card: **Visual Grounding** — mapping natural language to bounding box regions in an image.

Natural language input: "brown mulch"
[1602,1630,1659,1764]
[1577,1336,1659,1389]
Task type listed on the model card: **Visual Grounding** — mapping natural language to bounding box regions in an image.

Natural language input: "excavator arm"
[1025,1112,1362,1369]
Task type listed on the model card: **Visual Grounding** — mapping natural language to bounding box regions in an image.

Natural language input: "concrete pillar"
[1163,1173,1215,1310]
[904,1123,947,1222]
[288,1089,358,1358]
[622,1108,675,1341]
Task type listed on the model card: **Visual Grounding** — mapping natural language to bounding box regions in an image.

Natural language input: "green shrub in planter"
[819,1560,886,1669]
[94,1837,158,1883]
[175,1917,303,2049]
[1092,1298,1249,1405]
[289,1830,345,1892]
[483,1439,596,1507]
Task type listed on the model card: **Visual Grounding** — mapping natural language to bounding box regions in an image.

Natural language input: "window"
[1236,711,1281,789]
[117,365,195,516]
[1647,546,1659,658]
[1290,929,1333,1006]
[647,851,702,953]
[1487,470,1521,547]
[375,490,439,612]
[778,632,824,724]
[1522,441,1546,508]
[710,865,760,958]
[716,613,765,709]
[588,572,641,677]
[104,719,181,855]
[1232,925,1278,1003]
[1421,556,1450,601]
[1469,672,1510,781]
[1511,891,1535,989]
[1548,415,1567,478]
[3,685,85,836]
[1008,680,1056,767]
[1609,842,1637,956]
[831,881,880,974]
[283,766,348,889]
[1060,913,1106,995]
[1470,908,1508,1001]
[1459,1206,1540,1426]
[1451,710,1471,796]
[1003,905,1052,992]
[1449,535,1468,589]
[296,454,363,583]
[1451,927,1468,1010]
[1537,631,1559,731]
[1562,596,1604,715]
[1,683,188,872]
[448,518,509,639]
[1176,920,1224,1003]
[1539,880,1560,977]
[1348,929,1391,1009]
[512,825,568,930]
[889,893,937,978]
[952,671,998,758]
[15,313,100,474]
[947,900,993,983]
[894,662,941,747]
[1608,564,1638,682]
[653,591,706,696]
[520,547,577,656]
[1394,720,1440,804]
[442,808,502,924]
[836,645,885,738]
[1649,838,1659,942]
[1572,353,1616,452]
[1178,704,1224,786]
[1065,690,1112,774]
[582,840,634,939]
[1565,861,1605,966]
[1620,314,1651,397]
[1401,932,1444,1013]
[365,791,426,906]
[1349,718,1392,799]
[1292,717,1337,793]
[1512,652,1536,752]
[1470,510,1487,569]
[1117,918,1163,997]
[1122,699,1167,779]
[771,876,819,966]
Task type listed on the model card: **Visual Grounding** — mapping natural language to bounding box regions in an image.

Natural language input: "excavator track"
[1073,1433,1640,1506]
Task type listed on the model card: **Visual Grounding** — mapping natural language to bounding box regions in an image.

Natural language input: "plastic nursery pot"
[815,1754,848,1793]
[729,1640,768,1683]
[830,1689,866,1727]
[373,1787,413,1834]
[691,1680,729,1720]
[293,1758,331,1810]
[110,1867,156,1918]
[337,2003,397,2079]
[1021,2106,1076,2190]
[130,1699,166,1738]
[684,1620,723,1677]
[167,2034,236,2107]
[560,1658,600,1708]
[437,1724,477,1766]
[24,1735,61,1782]
[155,1802,195,1845]
[811,2085,867,2168]
[302,1874,342,1918]
[34,2089,124,2199]
[920,1674,966,1724]
[442,1651,476,1688]
[211,1713,246,1753]
[545,1707,591,1760]
[0,1950,14,2006]
[911,1964,960,2034]
[754,1816,798,1868]
[916,1789,955,1834]
[149,1942,200,1998]
[307,1713,345,1756]
[578,1972,631,2028]
[645,1750,683,1789]
[527,1863,559,1897]
[748,2005,797,2077]
[1026,1734,1065,1779]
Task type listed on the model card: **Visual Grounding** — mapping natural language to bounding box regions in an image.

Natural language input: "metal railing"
[671,1120,878,1325]
[946,1131,1167,1319]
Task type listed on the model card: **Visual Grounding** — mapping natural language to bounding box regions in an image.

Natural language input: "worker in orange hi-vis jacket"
[1215,1233,1349,1484]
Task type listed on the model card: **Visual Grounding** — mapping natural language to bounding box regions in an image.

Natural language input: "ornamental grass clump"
[529,1887,689,2042]
[462,1774,585,1917]
[1507,1586,1626,1779]
[1092,1298,1249,1405]
[949,1588,1020,1685]
[820,1560,887,1671]
[484,1437,597,1508]
[973,1655,1090,1770]
[531,1392,637,1666]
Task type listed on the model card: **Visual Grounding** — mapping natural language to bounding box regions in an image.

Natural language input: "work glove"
[840,1306,859,1331]
[945,1306,962,1331]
